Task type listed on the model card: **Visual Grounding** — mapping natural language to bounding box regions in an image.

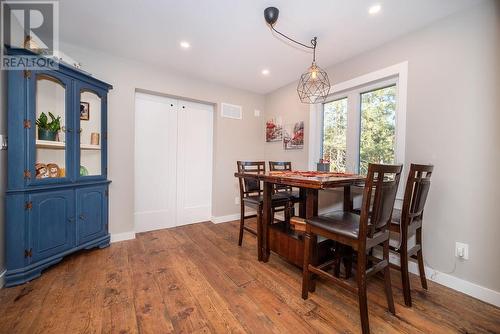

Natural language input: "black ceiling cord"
[264,6,331,104]
[264,7,317,61]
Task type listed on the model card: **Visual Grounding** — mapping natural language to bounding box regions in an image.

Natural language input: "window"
[314,63,407,176]
[322,98,347,172]
[359,85,397,174]
[321,81,398,174]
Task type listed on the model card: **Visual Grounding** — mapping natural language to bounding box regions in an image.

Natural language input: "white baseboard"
[110,231,136,243]
[211,211,256,224]
[376,249,500,307]
[211,213,241,224]
[408,261,500,307]
[0,269,6,289]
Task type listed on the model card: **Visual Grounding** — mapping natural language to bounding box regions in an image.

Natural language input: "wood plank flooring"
[0,220,499,333]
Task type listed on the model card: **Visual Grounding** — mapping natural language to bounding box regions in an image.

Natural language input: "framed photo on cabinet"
[80,102,90,120]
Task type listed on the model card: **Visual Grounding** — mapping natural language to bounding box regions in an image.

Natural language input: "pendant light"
[264,7,331,104]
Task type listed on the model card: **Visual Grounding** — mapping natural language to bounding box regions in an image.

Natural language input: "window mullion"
[345,91,360,173]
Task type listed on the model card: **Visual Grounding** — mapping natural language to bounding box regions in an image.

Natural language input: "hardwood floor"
[0,220,499,333]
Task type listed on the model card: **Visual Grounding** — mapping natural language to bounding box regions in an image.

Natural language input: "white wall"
[264,0,500,293]
[264,84,309,169]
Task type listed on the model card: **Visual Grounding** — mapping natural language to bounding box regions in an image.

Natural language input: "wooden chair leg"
[256,206,263,261]
[416,227,428,290]
[383,241,396,314]
[238,203,245,246]
[302,231,313,300]
[298,189,306,218]
[356,253,370,334]
[333,242,342,278]
[285,201,291,223]
[400,254,412,307]
[344,246,353,279]
[400,242,412,307]
[367,248,374,268]
[308,233,318,293]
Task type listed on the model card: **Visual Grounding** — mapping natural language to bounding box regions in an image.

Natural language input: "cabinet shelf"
[36,140,101,150]
[36,140,65,149]
[81,143,101,151]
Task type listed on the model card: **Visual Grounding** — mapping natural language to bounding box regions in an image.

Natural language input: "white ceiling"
[58,0,483,94]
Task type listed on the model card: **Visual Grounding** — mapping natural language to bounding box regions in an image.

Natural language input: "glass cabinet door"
[77,85,106,179]
[30,71,73,184]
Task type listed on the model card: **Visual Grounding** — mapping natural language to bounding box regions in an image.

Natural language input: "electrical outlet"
[235,196,240,205]
[455,242,469,260]
[254,109,260,117]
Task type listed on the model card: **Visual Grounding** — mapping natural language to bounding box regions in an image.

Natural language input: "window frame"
[309,61,408,196]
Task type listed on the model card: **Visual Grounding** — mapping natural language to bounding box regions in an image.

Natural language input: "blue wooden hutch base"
[5,181,111,287]
[5,48,113,287]
[5,233,110,287]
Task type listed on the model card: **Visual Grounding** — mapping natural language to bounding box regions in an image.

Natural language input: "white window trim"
[309,61,408,169]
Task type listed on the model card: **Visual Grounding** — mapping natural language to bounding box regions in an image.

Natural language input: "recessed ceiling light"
[368,4,381,15]
[261,69,270,76]
[180,41,191,49]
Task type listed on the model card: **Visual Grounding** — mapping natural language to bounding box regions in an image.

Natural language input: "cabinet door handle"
[68,217,75,223]
[79,214,85,220]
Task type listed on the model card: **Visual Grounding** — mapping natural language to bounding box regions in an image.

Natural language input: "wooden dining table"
[234,170,365,267]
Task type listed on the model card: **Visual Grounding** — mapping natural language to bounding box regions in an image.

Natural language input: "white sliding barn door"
[176,101,213,226]
[134,93,213,233]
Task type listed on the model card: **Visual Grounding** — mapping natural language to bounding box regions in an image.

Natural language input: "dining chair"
[389,163,433,307]
[268,161,305,216]
[236,161,291,260]
[302,163,402,334]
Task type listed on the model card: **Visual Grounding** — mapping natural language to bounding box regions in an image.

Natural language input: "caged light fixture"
[264,7,331,104]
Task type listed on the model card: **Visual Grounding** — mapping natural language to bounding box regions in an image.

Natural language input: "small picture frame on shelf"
[80,102,90,120]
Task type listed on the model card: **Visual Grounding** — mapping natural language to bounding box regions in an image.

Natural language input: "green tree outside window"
[323,98,347,172]
[359,85,396,175]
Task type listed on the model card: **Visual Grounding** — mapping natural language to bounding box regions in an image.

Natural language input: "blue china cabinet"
[4,48,113,287]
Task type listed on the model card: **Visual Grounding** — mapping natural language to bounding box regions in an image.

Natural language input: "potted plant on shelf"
[36,112,61,141]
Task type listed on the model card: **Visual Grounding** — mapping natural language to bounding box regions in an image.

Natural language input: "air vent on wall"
[221,103,242,120]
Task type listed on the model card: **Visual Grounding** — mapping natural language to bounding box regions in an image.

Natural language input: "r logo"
[1,1,59,69]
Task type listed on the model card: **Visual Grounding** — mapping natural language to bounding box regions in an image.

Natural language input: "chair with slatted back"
[236,161,290,260]
[302,163,402,334]
[268,161,305,216]
[389,163,433,307]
